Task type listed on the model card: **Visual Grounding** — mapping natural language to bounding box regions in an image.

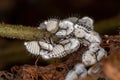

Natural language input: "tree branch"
[0,23,56,41]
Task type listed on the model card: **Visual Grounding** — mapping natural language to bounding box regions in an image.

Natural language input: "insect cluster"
[24,16,107,79]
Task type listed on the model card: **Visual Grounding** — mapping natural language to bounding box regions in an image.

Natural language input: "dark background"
[0,0,120,26]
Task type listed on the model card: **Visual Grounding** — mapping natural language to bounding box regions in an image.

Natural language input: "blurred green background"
[0,0,120,70]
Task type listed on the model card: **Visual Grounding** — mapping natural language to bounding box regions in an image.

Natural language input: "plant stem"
[0,23,53,41]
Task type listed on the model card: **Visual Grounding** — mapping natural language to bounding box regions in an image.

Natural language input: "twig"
[0,23,56,41]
